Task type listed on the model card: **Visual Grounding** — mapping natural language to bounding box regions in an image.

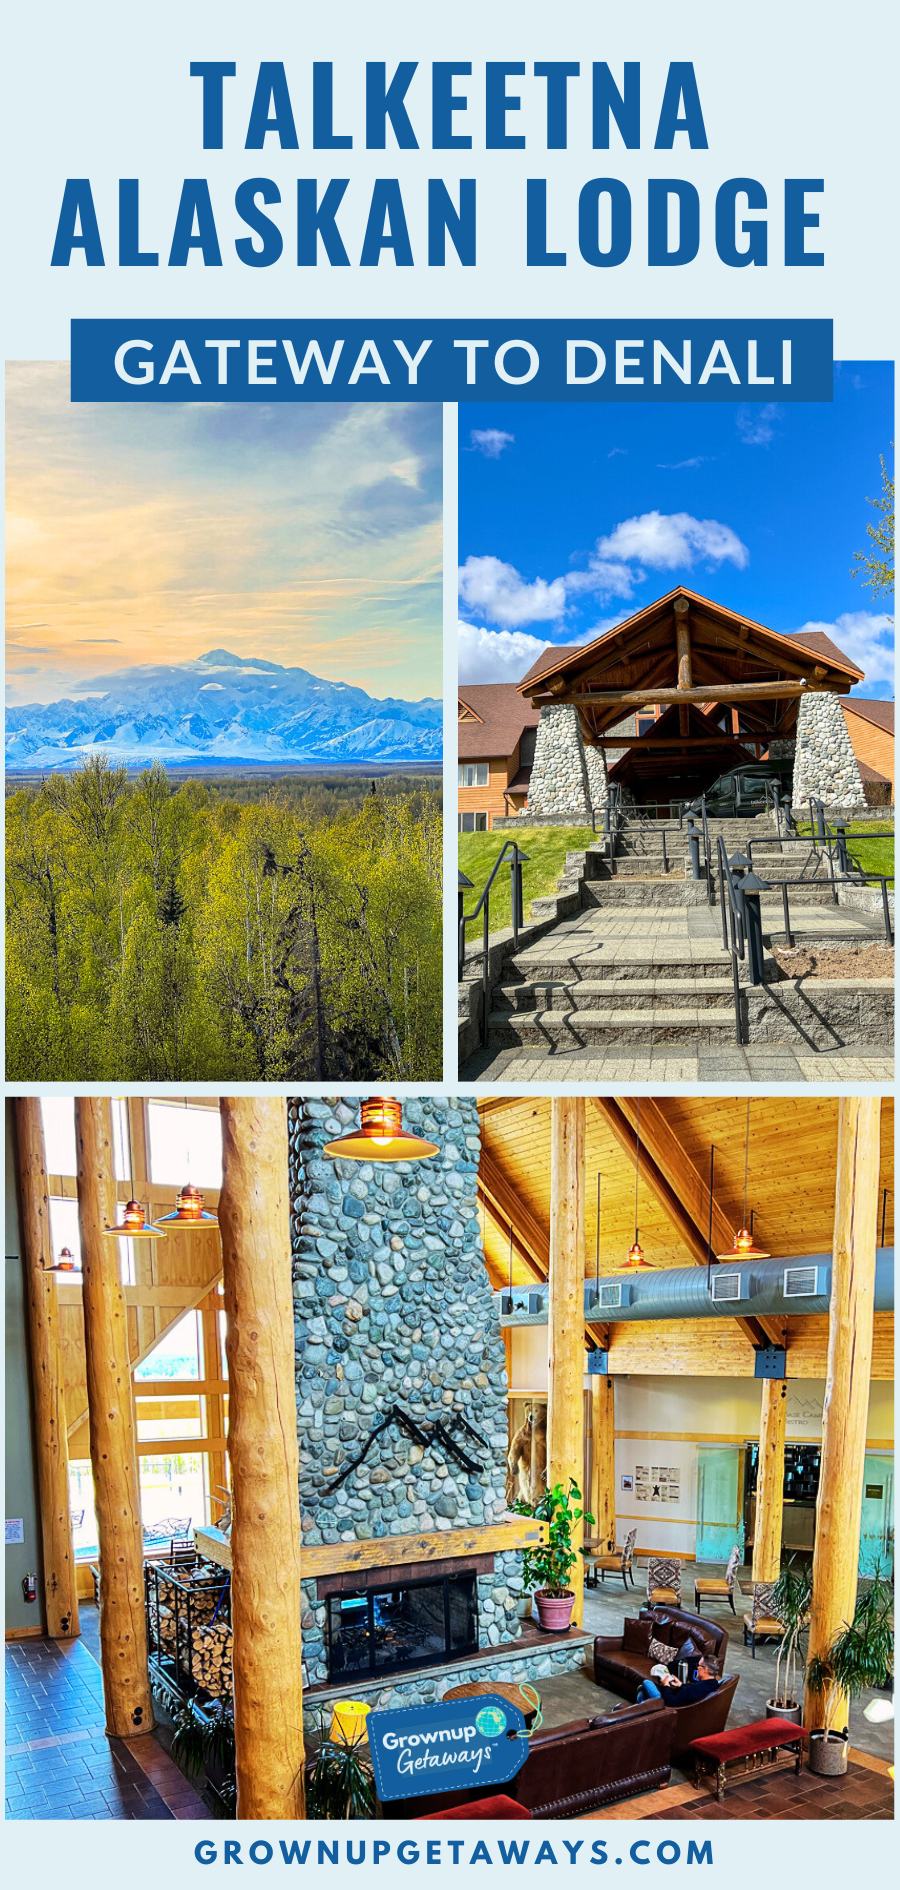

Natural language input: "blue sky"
[458,365,894,700]
[7,367,442,705]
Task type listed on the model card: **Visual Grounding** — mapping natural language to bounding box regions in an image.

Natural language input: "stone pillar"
[791,693,866,810]
[527,705,592,821]
[584,742,610,812]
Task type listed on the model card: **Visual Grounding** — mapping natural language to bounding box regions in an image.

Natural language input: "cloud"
[736,403,781,446]
[458,511,749,630]
[458,622,551,684]
[607,447,627,459]
[793,612,894,691]
[457,555,566,627]
[469,428,515,459]
[657,456,711,470]
[78,637,120,643]
[594,511,749,571]
[458,619,606,685]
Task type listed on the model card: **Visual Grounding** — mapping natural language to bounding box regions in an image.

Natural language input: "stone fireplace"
[288,1097,589,1712]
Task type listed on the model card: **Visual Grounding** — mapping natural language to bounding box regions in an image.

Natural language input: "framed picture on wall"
[621,1474,634,1492]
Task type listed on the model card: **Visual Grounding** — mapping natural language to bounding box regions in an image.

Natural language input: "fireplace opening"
[327,1571,479,1681]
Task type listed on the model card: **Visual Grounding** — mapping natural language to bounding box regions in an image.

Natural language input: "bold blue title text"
[52,61,825,272]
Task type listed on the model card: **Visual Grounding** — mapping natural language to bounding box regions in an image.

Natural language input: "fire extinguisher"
[22,1572,37,1604]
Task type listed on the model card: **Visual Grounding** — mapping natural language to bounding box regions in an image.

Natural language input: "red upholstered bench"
[688,1718,804,1802]
[417,1796,532,1820]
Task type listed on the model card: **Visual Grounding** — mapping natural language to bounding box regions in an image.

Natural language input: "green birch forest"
[6,758,442,1082]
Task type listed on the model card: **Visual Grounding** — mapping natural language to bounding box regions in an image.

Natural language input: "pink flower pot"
[534,1591,575,1632]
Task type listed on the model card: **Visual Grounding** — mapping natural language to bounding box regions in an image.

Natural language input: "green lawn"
[458,825,597,935]
[797,821,894,885]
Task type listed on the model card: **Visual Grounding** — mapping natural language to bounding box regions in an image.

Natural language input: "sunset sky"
[6,365,442,705]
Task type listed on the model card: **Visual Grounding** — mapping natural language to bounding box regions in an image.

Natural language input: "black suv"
[687,759,793,819]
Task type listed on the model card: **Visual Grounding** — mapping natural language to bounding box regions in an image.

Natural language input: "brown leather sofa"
[593,1607,730,1699]
[510,1698,676,1817]
[381,1697,676,1821]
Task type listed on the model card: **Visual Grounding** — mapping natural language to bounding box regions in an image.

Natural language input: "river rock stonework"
[527,705,593,820]
[792,693,866,809]
[289,1096,550,1705]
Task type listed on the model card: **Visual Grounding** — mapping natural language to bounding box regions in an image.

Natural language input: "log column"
[75,1098,154,1736]
[752,1378,787,1581]
[547,1098,586,1627]
[674,596,693,736]
[14,1099,80,1640]
[804,1097,881,1731]
[219,1098,305,1820]
[590,1375,616,1554]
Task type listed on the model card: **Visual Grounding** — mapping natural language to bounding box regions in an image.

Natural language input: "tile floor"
[5,1626,209,1821]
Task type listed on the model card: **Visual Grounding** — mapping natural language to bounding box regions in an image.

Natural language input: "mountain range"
[5,651,443,770]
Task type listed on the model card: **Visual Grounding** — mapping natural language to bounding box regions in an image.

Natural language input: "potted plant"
[805,1571,894,1775]
[512,1478,594,1631]
[306,1717,375,1819]
[171,1697,237,1815]
[765,1564,812,1723]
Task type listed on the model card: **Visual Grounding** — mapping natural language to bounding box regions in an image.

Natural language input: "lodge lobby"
[4,1094,894,1822]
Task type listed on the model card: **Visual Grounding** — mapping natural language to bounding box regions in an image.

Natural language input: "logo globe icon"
[475,1705,507,1738]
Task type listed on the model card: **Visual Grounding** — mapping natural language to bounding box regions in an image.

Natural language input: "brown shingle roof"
[785,629,861,671]
[842,696,894,734]
[517,645,583,686]
[457,683,540,759]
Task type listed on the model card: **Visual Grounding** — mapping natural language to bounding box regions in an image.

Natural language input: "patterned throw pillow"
[648,1638,678,1664]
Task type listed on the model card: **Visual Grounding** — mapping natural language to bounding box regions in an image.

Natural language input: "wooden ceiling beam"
[536,680,831,709]
[610,1099,787,1350]
[691,611,847,685]
[480,1148,607,1350]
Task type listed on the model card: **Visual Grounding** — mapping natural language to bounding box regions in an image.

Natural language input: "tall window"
[147,1101,222,1187]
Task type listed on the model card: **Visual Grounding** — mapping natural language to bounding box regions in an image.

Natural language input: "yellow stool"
[330,1699,371,1746]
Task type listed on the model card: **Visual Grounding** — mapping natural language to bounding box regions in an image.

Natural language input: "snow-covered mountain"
[5,651,443,770]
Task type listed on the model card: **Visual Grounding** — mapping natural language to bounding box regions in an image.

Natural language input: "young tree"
[851,446,894,617]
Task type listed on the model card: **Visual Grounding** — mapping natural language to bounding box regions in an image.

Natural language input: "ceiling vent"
[598,1279,631,1311]
[711,1270,745,1303]
[783,1264,820,1299]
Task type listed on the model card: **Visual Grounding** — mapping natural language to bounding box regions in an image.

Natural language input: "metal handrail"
[459,840,530,1044]
[716,837,747,1044]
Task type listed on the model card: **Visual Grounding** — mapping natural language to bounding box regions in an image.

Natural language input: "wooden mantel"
[194,1516,548,1579]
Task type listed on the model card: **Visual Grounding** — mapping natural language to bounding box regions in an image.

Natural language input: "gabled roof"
[457,683,540,759]
[842,696,894,734]
[516,589,865,697]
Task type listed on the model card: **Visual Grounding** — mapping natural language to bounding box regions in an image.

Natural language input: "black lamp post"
[458,870,473,980]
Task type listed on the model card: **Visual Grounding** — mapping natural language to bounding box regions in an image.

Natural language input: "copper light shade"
[105,1199,166,1239]
[323,1096,439,1163]
[716,1224,771,1262]
[43,1247,81,1275]
[716,1101,770,1260]
[623,1098,652,1268]
[156,1183,218,1227]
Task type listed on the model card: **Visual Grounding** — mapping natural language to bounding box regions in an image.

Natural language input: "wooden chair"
[585,1526,637,1591]
[742,1581,784,1656]
[694,1545,741,1616]
[647,1556,682,1608]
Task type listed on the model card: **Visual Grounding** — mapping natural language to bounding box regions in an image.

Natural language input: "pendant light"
[155,1100,219,1227]
[717,1100,771,1260]
[43,1246,82,1275]
[624,1100,652,1268]
[323,1096,439,1162]
[105,1200,166,1239]
[156,1183,218,1228]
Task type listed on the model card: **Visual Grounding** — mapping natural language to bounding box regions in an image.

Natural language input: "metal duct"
[495,1249,893,1326]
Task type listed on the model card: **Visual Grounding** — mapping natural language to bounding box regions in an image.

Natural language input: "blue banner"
[367,1694,528,1803]
[70,319,832,402]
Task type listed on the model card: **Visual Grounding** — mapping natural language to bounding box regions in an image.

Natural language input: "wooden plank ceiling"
[478,1095,895,1290]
